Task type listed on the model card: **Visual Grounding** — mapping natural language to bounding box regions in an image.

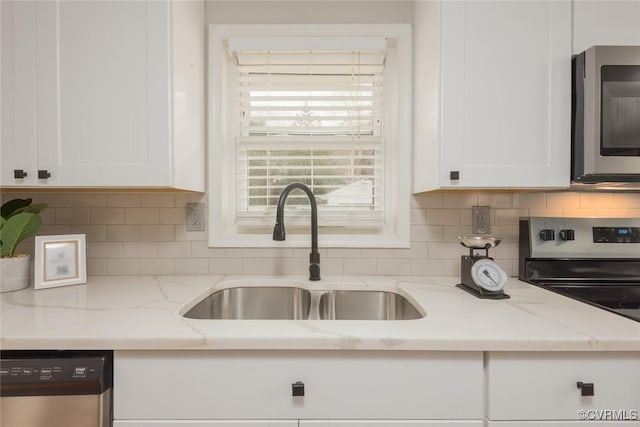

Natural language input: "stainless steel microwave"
[572,46,640,187]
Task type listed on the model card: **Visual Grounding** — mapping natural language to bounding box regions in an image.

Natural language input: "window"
[209,25,411,248]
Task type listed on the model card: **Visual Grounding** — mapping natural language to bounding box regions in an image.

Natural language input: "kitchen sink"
[182,286,311,320]
[182,286,424,320]
[318,290,424,320]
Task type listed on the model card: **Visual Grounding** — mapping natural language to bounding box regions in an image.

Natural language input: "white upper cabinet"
[573,0,640,54]
[0,0,205,190]
[413,1,572,192]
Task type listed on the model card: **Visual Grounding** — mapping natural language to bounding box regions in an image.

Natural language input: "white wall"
[206,1,414,24]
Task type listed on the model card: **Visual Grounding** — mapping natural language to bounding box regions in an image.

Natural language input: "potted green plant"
[0,198,47,292]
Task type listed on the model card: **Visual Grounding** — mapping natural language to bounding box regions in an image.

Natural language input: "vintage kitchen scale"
[456,236,509,299]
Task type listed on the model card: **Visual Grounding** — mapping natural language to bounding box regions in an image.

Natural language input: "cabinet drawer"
[487,352,640,421]
[114,351,483,420]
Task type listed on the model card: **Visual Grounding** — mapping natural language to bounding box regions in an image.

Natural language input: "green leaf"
[1,198,32,219]
[25,203,48,215]
[0,213,42,257]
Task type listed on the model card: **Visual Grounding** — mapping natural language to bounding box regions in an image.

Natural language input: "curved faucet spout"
[273,183,320,281]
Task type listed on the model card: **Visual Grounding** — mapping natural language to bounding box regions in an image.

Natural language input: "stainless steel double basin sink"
[182,286,424,321]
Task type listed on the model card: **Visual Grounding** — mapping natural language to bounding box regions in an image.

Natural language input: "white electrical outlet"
[472,206,491,234]
[186,203,205,232]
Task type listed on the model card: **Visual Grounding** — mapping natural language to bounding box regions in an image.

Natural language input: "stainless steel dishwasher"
[0,350,112,427]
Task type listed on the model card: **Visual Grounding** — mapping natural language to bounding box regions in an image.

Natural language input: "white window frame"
[208,24,412,248]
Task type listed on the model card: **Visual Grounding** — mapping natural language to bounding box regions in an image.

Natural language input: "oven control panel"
[523,217,640,258]
[593,227,640,243]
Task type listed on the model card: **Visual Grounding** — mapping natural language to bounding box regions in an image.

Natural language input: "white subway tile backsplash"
[477,193,512,209]
[410,259,452,276]
[580,192,614,208]
[410,225,443,242]
[106,259,141,275]
[88,242,124,259]
[410,208,427,225]
[494,209,528,226]
[107,225,142,242]
[56,208,90,225]
[125,208,159,224]
[547,192,580,209]
[71,225,107,242]
[175,258,210,275]
[327,248,362,258]
[394,242,428,259]
[71,194,107,208]
[123,242,158,258]
[107,193,141,208]
[141,193,176,208]
[209,258,243,275]
[191,241,226,258]
[513,192,546,208]
[14,190,636,279]
[158,242,191,258]
[87,259,106,276]
[412,193,444,209]
[37,193,72,207]
[90,208,125,224]
[427,242,465,259]
[563,208,597,217]
[443,192,478,208]
[158,208,186,225]
[141,259,175,275]
[343,258,377,275]
[140,225,175,242]
[377,258,411,275]
[174,225,207,242]
[426,209,461,225]
[613,193,640,208]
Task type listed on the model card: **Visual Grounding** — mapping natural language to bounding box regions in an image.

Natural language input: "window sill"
[209,231,410,249]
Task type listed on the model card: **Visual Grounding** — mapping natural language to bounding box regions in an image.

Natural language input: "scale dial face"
[470,258,507,292]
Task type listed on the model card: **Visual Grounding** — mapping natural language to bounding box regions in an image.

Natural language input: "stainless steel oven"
[519,217,640,323]
[572,46,640,186]
[0,350,112,427]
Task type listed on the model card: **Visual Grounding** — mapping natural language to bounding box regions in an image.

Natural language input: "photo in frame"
[34,234,87,289]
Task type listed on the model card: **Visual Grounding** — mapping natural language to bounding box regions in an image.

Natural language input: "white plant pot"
[0,254,31,293]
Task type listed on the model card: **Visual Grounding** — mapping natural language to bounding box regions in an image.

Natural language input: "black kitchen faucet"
[273,183,320,281]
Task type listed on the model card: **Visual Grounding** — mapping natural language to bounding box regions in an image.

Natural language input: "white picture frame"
[34,234,87,290]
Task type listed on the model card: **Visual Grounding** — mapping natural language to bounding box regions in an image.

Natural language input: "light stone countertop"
[1,275,639,351]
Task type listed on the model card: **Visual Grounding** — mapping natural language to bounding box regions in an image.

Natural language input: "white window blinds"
[233,46,387,228]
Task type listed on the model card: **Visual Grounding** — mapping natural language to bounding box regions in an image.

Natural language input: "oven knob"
[539,229,555,241]
[559,229,575,241]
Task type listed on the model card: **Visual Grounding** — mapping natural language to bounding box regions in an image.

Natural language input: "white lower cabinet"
[113,422,482,427]
[301,422,483,426]
[487,423,632,427]
[487,352,640,423]
[113,351,484,424]
[113,422,297,427]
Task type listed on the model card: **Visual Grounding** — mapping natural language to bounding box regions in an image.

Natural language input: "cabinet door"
[487,352,640,421]
[440,1,571,188]
[301,422,484,427]
[35,0,171,187]
[114,422,297,427]
[488,423,638,426]
[114,351,483,420]
[573,1,640,54]
[1,0,38,186]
